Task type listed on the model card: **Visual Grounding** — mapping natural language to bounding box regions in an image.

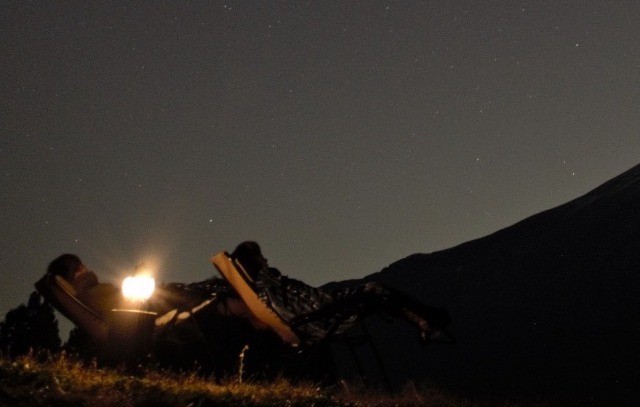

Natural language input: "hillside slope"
[351,163,640,403]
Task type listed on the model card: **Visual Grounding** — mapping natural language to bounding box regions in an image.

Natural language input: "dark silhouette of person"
[46,253,261,324]
[47,254,121,316]
[230,241,451,345]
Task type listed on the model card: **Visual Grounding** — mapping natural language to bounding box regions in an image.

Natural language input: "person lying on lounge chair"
[226,241,451,345]
[46,253,265,328]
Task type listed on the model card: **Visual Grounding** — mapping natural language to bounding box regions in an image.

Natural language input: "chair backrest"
[211,252,302,346]
[34,273,110,344]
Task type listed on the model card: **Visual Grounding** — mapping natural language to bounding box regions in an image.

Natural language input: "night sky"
[2,2,639,335]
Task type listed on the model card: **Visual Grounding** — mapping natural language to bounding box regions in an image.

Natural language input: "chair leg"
[291,318,393,391]
[348,321,392,392]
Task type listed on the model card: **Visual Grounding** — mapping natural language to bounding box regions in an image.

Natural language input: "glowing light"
[122,275,155,301]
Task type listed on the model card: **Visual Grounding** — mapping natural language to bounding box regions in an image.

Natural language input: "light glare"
[122,275,155,301]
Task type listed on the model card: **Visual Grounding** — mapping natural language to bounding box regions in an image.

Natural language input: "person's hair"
[231,241,265,272]
[47,254,82,281]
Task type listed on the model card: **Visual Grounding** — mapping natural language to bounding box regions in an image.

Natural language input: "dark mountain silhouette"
[332,163,640,403]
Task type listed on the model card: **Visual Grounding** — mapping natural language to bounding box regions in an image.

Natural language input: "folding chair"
[211,251,392,388]
[35,273,157,364]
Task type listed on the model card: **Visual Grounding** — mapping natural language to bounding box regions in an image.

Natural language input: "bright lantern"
[122,275,155,301]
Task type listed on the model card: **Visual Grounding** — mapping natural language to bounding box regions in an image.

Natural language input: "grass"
[0,352,537,406]
[0,352,333,406]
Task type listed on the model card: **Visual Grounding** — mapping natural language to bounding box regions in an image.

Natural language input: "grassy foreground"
[0,353,470,407]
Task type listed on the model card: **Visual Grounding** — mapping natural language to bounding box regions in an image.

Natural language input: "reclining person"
[45,254,283,376]
[46,253,260,324]
[230,241,451,345]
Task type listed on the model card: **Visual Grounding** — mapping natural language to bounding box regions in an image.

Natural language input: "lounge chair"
[35,273,157,364]
[211,251,302,345]
[211,251,392,387]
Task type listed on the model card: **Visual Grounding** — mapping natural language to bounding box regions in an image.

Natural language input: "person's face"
[256,254,268,268]
[246,251,268,271]
[71,263,90,281]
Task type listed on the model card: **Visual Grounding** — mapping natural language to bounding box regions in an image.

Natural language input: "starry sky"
[2,1,639,333]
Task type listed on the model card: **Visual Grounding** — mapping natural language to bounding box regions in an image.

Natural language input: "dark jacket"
[254,267,358,343]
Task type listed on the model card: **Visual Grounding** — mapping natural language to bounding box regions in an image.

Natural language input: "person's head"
[47,254,86,282]
[231,241,268,272]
